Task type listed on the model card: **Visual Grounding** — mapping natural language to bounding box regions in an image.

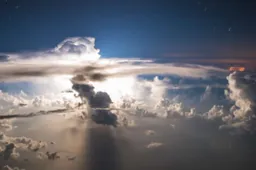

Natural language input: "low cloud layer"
[0,90,79,116]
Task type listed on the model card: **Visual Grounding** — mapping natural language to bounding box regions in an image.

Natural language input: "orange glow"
[229,67,245,72]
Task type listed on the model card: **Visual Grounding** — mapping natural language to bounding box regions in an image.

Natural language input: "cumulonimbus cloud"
[0,37,228,83]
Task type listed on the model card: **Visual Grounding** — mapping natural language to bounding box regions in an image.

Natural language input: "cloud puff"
[53,37,100,58]
[67,155,76,161]
[36,151,62,160]
[116,114,136,127]
[145,130,156,136]
[146,142,163,148]
[204,105,225,120]
[0,90,27,112]
[0,132,47,152]
[2,165,25,170]
[120,95,187,119]
[36,151,48,160]
[0,89,81,116]
[0,119,13,131]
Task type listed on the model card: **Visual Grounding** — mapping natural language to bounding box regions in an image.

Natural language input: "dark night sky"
[0,0,256,64]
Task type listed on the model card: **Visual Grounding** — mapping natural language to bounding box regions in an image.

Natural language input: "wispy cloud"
[0,62,228,83]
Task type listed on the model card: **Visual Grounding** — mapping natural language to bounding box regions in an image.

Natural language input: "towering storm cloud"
[226,72,256,119]
[219,72,256,134]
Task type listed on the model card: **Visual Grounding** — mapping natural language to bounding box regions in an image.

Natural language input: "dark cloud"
[0,55,9,62]
[72,83,117,127]
[2,143,16,160]
[88,73,107,82]
[71,74,88,84]
[0,109,68,120]
[91,92,112,108]
[72,83,95,109]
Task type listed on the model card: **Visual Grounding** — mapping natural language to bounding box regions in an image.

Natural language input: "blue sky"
[0,0,256,65]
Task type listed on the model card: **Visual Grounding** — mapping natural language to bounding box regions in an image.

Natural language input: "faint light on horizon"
[229,66,245,72]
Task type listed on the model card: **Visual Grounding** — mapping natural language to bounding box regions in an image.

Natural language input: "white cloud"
[10,150,20,160]
[0,90,27,112]
[36,152,48,160]
[2,165,25,170]
[119,94,194,119]
[185,108,196,118]
[169,124,176,129]
[67,155,76,161]
[219,121,247,130]
[146,142,163,148]
[0,90,80,116]
[145,130,156,136]
[226,72,253,119]
[204,105,225,120]
[216,71,256,134]
[0,119,13,131]
[0,132,47,152]
[117,115,136,127]
[53,37,100,58]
